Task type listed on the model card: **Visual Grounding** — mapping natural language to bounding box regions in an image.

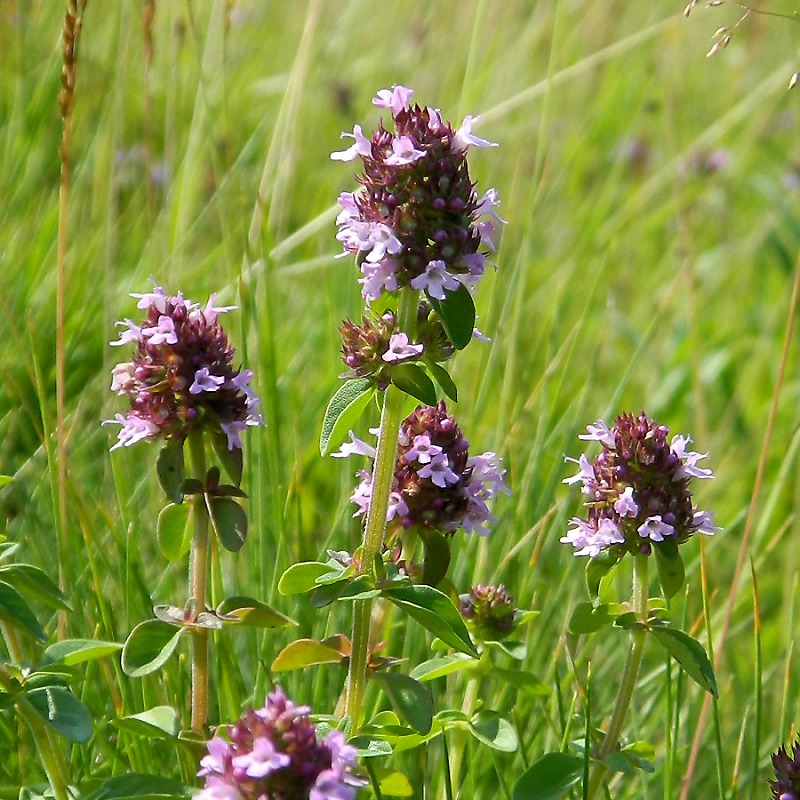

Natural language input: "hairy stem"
[345,287,419,731]
[189,430,210,732]
[586,553,649,800]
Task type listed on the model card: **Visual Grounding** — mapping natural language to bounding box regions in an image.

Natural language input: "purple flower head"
[339,301,454,389]
[459,583,517,641]
[106,286,263,451]
[771,740,800,800]
[196,687,365,800]
[337,402,508,537]
[332,87,503,300]
[561,412,717,558]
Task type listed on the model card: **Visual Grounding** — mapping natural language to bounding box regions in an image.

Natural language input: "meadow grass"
[2,1,800,797]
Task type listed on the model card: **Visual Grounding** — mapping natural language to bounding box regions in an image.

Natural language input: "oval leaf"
[653,537,685,600]
[320,378,375,456]
[0,580,45,641]
[157,503,192,561]
[585,550,620,601]
[210,429,244,486]
[278,562,334,595]
[208,496,248,553]
[649,626,718,696]
[216,596,296,628]
[469,710,518,752]
[383,584,477,657]
[43,639,122,666]
[372,672,433,735]
[156,439,184,504]
[27,686,92,743]
[271,639,345,672]
[390,363,437,406]
[426,362,458,402]
[427,283,476,350]
[410,654,474,682]
[494,668,551,697]
[84,773,190,800]
[420,529,451,587]
[121,620,186,678]
[568,602,617,635]
[0,564,70,611]
[512,752,584,800]
[372,768,413,798]
[113,706,180,740]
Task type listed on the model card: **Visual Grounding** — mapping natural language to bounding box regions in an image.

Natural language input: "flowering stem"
[345,287,419,731]
[188,430,210,732]
[586,553,649,800]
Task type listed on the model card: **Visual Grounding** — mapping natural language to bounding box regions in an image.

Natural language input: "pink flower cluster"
[334,402,509,536]
[106,286,262,451]
[332,85,504,301]
[196,687,364,800]
[561,412,717,558]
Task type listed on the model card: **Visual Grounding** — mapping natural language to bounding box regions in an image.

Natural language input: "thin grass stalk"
[748,558,762,800]
[680,247,800,798]
[586,554,649,800]
[345,287,418,731]
[189,430,210,732]
[56,0,88,637]
[142,0,156,213]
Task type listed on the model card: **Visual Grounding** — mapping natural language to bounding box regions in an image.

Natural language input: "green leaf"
[485,639,528,660]
[271,639,345,672]
[216,595,296,628]
[427,283,476,350]
[348,736,394,758]
[372,672,433,735]
[585,551,620,601]
[278,561,334,595]
[210,429,244,486]
[0,564,70,611]
[469,710,518,752]
[420,529,451,587]
[512,752,584,800]
[568,602,619,635]
[493,668,551,697]
[410,654,474,682]
[0,580,45,640]
[383,584,477,657]
[157,502,192,561]
[156,439,184,504]
[42,639,122,666]
[309,579,351,608]
[27,685,92,743]
[208,496,247,552]
[112,706,180,740]
[0,475,13,489]
[320,378,375,456]
[653,537,685,600]
[649,626,718,696]
[121,620,187,678]
[84,773,190,800]
[371,768,414,797]
[390,363,438,406]
[335,575,380,602]
[425,362,458,402]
